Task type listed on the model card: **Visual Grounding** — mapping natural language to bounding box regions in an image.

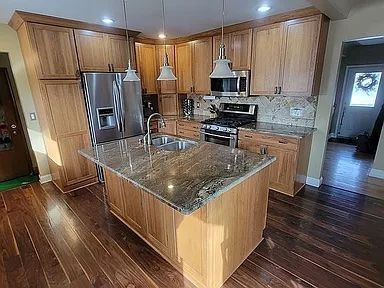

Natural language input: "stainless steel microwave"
[210,70,250,97]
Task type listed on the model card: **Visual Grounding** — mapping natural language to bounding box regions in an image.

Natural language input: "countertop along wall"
[307,0,384,184]
[0,24,50,180]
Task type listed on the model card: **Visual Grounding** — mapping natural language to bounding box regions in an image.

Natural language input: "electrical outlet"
[30,112,37,120]
[196,102,200,108]
[290,107,303,118]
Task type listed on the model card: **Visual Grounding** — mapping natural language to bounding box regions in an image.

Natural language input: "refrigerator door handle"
[112,80,122,132]
[117,79,126,133]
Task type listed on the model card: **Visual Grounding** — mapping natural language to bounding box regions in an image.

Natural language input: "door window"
[350,72,382,107]
[0,105,13,151]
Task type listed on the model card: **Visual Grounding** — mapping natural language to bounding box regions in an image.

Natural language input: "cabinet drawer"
[177,121,201,131]
[238,131,298,151]
[177,128,200,140]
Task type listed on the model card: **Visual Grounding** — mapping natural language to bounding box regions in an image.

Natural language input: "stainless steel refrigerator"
[82,72,145,180]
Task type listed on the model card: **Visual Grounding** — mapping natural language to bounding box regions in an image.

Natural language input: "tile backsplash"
[190,95,318,127]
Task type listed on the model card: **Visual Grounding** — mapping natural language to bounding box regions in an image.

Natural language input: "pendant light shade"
[210,0,233,78]
[157,0,177,81]
[122,0,140,82]
[123,60,140,81]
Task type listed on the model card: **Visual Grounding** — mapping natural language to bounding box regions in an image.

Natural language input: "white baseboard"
[39,174,52,184]
[369,168,384,180]
[306,176,323,188]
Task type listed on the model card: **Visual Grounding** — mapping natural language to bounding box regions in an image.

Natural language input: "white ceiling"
[0,0,313,38]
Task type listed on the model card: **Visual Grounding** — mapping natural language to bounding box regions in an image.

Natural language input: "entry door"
[338,65,384,138]
[0,68,32,182]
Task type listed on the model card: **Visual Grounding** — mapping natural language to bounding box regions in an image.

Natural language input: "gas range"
[200,103,257,148]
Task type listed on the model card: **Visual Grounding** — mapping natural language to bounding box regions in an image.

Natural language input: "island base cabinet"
[104,165,271,288]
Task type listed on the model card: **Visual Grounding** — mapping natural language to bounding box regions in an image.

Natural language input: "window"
[350,72,382,107]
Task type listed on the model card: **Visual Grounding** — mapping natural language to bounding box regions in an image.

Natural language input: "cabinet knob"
[278,86,282,94]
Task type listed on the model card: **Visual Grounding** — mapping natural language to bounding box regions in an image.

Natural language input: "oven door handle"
[201,131,233,139]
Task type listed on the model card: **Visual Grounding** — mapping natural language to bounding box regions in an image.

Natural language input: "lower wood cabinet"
[177,120,201,140]
[238,130,312,196]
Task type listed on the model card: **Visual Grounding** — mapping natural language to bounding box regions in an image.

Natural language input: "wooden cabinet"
[29,23,79,79]
[135,43,157,94]
[156,45,177,94]
[177,120,201,140]
[238,130,312,196]
[75,30,131,72]
[175,42,193,93]
[251,23,284,95]
[104,170,125,216]
[192,38,212,94]
[159,94,179,116]
[158,119,177,135]
[251,15,328,96]
[213,29,252,70]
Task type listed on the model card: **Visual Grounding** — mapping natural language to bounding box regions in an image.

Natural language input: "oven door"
[200,129,237,147]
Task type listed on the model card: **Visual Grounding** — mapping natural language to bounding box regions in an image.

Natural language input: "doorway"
[0,53,34,182]
[324,39,384,199]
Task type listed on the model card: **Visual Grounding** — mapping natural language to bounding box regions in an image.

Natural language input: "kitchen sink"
[151,135,196,151]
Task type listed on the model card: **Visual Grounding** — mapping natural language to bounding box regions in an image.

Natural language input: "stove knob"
[213,126,219,130]
[206,125,210,129]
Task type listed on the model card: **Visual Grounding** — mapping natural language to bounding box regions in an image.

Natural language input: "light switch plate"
[290,107,303,118]
[30,112,37,120]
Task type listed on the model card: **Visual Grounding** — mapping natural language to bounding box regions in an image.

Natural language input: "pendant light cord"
[221,0,224,46]
[123,0,131,67]
[161,0,168,65]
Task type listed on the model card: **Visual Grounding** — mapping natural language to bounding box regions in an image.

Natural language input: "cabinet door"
[251,23,284,95]
[75,30,109,71]
[144,193,174,255]
[159,94,179,116]
[58,133,96,186]
[156,45,177,93]
[280,17,320,96]
[135,43,157,94]
[231,29,252,70]
[193,38,212,94]
[212,34,231,63]
[30,24,79,79]
[121,179,146,234]
[175,43,193,93]
[104,170,124,215]
[40,80,88,138]
[267,146,297,195]
[106,34,129,72]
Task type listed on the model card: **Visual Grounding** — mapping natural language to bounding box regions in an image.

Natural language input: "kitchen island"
[79,135,275,288]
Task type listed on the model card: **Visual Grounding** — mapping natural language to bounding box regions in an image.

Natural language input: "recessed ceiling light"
[102,18,114,24]
[257,5,271,13]
[158,33,166,39]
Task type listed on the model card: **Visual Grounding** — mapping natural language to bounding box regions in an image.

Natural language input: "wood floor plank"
[3,198,49,287]
[59,183,195,288]
[254,239,360,288]
[264,225,383,288]
[40,183,157,288]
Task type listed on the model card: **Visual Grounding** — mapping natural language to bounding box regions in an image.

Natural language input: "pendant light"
[210,0,233,78]
[157,0,177,81]
[122,0,140,81]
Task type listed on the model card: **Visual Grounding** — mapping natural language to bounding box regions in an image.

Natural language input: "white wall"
[0,24,50,178]
[307,0,384,181]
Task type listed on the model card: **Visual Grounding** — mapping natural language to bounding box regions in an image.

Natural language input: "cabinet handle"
[244,134,253,139]
[111,64,115,72]
[75,69,80,78]
[278,86,282,94]
[278,139,288,144]
[108,64,111,72]
[274,86,278,94]
[190,87,193,92]
[260,147,268,155]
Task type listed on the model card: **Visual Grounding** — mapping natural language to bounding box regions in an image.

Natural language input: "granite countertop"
[239,122,316,138]
[79,135,275,215]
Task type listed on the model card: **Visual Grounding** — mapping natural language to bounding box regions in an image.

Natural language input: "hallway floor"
[323,142,384,200]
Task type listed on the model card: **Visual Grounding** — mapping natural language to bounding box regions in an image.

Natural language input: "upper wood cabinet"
[156,45,177,94]
[251,15,328,96]
[175,38,212,94]
[135,43,157,94]
[75,30,130,72]
[175,42,193,93]
[251,23,284,95]
[280,17,322,96]
[213,29,252,70]
[29,23,79,79]
[192,37,212,94]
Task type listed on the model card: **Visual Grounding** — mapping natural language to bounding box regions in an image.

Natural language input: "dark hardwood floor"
[1,181,383,288]
[323,142,384,200]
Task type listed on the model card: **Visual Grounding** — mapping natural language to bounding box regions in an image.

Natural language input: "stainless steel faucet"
[144,113,166,145]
